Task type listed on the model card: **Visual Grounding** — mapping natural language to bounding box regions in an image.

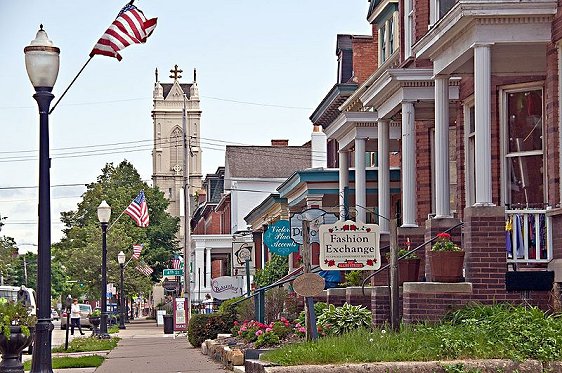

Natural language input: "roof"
[161,83,192,99]
[225,144,311,179]
[309,83,358,128]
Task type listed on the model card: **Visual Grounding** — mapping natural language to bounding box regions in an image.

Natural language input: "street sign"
[163,269,183,276]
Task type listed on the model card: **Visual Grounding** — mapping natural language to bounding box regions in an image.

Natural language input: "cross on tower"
[169,64,183,80]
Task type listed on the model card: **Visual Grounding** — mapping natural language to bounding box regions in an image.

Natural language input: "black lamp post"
[117,251,126,330]
[25,25,60,373]
[97,201,111,339]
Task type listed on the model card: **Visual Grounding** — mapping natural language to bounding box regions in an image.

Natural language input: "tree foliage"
[52,160,179,300]
[254,254,289,288]
[0,236,17,281]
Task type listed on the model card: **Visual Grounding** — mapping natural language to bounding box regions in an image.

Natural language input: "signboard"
[232,241,254,270]
[163,269,184,276]
[263,220,299,256]
[319,220,381,271]
[210,276,241,300]
[291,209,338,244]
[156,310,166,326]
[162,280,180,292]
[292,273,325,297]
[173,297,187,331]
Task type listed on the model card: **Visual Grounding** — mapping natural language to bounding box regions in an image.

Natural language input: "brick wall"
[352,35,377,84]
[345,287,371,308]
[402,283,472,323]
[416,121,433,224]
[545,42,561,206]
[327,288,347,307]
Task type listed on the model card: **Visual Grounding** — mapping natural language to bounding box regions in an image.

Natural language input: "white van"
[0,285,37,315]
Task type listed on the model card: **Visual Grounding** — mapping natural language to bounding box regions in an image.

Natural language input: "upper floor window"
[170,126,184,170]
[374,2,399,65]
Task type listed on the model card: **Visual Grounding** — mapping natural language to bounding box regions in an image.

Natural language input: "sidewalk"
[94,318,228,373]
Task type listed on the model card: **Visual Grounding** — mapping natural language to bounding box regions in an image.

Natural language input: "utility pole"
[182,94,192,321]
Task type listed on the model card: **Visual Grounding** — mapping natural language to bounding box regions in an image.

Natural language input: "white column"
[401,101,418,227]
[205,247,212,291]
[355,138,367,223]
[195,244,205,299]
[474,43,494,205]
[378,120,390,233]
[558,43,562,205]
[434,76,451,218]
[339,149,349,221]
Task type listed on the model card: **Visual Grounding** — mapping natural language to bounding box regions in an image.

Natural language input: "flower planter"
[428,251,465,282]
[0,326,34,373]
[89,317,101,336]
[398,258,421,285]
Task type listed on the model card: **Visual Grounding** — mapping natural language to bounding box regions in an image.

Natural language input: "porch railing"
[505,209,552,266]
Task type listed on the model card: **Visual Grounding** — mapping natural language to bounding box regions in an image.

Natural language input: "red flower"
[437,232,451,240]
[342,225,350,231]
[350,225,357,231]
[327,260,335,267]
[366,259,374,266]
[366,228,371,232]
[328,228,333,233]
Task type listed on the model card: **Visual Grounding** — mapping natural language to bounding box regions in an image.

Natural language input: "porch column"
[205,246,212,289]
[355,138,367,223]
[474,43,494,205]
[378,119,390,233]
[339,149,350,221]
[402,101,418,227]
[435,75,451,218]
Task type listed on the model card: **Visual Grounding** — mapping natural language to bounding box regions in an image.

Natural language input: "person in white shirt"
[70,298,85,335]
[202,294,213,314]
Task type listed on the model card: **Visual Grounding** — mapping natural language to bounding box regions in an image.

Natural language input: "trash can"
[163,314,173,334]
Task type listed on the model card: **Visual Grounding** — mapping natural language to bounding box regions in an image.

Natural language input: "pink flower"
[255,330,263,336]
[298,327,306,333]
[233,321,239,326]
[240,327,246,331]
[266,328,272,333]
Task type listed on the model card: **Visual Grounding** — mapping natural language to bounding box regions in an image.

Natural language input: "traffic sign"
[163,269,183,276]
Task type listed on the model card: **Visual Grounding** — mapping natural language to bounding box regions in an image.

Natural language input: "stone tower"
[152,65,202,235]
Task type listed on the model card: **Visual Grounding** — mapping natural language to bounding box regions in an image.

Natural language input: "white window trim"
[464,96,475,207]
[499,82,546,208]
[404,0,413,59]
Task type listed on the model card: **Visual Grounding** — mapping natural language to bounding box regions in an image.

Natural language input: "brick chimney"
[271,139,289,147]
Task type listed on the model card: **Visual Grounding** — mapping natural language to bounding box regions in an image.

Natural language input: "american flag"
[90,3,157,61]
[132,244,143,259]
[135,263,153,276]
[171,256,181,269]
[125,191,149,227]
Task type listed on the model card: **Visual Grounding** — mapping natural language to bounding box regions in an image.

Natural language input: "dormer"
[336,34,354,83]
[367,0,399,65]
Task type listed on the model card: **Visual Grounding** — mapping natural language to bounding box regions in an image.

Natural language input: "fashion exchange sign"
[319,220,381,271]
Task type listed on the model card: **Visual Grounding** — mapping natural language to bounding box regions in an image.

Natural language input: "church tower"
[152,65,202,234]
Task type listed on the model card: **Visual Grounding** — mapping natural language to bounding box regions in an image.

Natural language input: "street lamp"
[117,251,126,330]
[97,200,111,339]
[24,25,60,373]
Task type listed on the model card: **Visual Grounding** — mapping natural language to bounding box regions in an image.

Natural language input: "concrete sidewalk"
[94,318,228,373]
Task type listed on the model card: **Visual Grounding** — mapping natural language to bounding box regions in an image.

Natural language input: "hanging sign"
[263,220,299,256]
[210,276,241,300]
[319,220,380,271]
[232,241,254,270]
[290,209,339,244]
[292,273,325,297]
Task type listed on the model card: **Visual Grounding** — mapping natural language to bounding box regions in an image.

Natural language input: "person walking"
[202,294,214,314]
[70,298,85,335]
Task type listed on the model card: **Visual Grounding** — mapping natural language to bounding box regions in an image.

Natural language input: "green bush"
[295,302,328,326]
[317,303,371,335]
[255,331,280,349]
[187,312,235,348]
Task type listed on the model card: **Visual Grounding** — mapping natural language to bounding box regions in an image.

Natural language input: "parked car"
[60,303,93,330]
[51,308,59,320]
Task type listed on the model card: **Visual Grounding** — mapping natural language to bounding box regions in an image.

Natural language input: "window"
[430,0,458,25]
[430,128,457,214]
[404,0,414,59]
[464,102,476,206]
[380,26,386,62]
[503,88,544,208]
[170,127,183,170]
[378,10,399,64]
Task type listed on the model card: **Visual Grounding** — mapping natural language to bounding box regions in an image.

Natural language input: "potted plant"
[89,309,102,335]
[386,245,421,285]
[428,232,464,282]
[0,299,37,373]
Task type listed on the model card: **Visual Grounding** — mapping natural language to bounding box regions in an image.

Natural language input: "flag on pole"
[135,263,153,276]
[125,191,149,227]
[171,256,181,270]
[90,3,157,61]
[132,244,143,259]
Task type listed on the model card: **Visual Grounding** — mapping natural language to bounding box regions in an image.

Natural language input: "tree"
[0,236,18,282]
[253,254,289,288]
[52,160,179,300]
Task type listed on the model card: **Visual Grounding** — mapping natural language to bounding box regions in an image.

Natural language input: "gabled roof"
[161,83,192,99]
[225,144,311,179]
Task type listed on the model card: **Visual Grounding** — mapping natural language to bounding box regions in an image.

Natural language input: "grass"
[52,336,120,353]
[24,355,105,370]
[108,325,120,334]
[261,303,562,366]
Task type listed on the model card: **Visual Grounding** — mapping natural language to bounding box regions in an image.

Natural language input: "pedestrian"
[70,298,85,335]
[203,294,213,314]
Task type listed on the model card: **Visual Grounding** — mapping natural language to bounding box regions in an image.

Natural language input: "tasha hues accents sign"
[319,220,381,271]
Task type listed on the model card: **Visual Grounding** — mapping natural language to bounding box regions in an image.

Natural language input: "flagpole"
[108,192,139,231]
[48,56,93,115]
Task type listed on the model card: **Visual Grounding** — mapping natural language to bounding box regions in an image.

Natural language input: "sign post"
[302,219,319,341]
[389,219,399,331]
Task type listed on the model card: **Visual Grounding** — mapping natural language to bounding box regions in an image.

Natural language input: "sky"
[0,1,372,252]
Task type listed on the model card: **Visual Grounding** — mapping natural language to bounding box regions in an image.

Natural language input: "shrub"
[316,303,371,335]
[295,302,328,326]
[187,313,234,348]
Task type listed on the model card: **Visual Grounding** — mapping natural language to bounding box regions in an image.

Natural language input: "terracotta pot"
[398,258,420,285]
[0,326,34,373]
[428,251,465,282]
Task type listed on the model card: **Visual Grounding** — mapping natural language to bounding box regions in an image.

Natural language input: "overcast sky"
[0,1,371,252]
